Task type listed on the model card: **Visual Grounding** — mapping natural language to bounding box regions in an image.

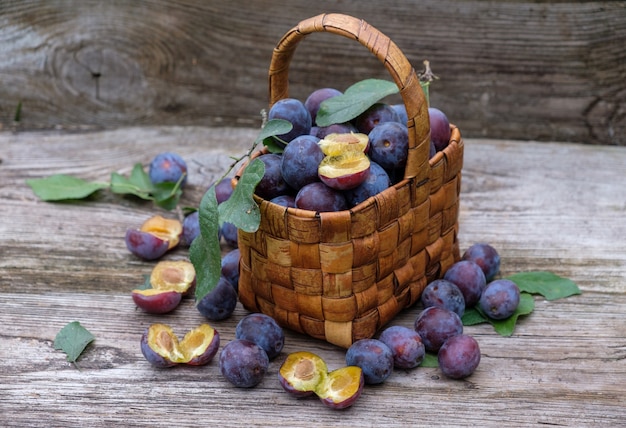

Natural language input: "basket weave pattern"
[236,13,464,348]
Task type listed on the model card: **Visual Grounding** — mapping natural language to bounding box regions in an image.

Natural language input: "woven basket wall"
[235,13,464,349]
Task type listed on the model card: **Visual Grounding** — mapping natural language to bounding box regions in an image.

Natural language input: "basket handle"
[269,13,431,181]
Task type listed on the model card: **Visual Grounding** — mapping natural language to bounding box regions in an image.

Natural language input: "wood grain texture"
[0,126,625,427]
[0,1,625,145]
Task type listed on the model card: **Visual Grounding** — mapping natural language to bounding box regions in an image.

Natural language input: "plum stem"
[418,60,438,108]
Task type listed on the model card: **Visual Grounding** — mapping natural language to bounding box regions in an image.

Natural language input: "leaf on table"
[506,271,581,300]
[218,158,265,233]
[420,352,439,368]
[190,186,222,302]
[151,180,184,210]
[110,163,154,200]
[462,293,535,336]
[487,293,535,336]
[461,308,488,326]
[27,175,109,201]
[316,79,399,127]
[54,321,95,363]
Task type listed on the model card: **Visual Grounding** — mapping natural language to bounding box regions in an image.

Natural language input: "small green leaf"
[110,163,154,200]
[54,321,95,363]
[151,179,184,210]
[218,158,265,233]
[190,186,222,302]
[27,175,109,201]
[264,136,286,154]
[506,271,581,301]
[136,274,152,290]
[261,119,292,154]
[462,293,535,336]
[420,352,439,368]
[257,119,293,144]
[316,79,399,127]
[461,308,488,326]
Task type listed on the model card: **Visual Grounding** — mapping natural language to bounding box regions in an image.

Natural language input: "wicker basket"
[235,13,464,348]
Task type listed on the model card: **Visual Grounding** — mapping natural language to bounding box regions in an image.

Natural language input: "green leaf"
[54,321,95,363]
[151,179,184,210]
[257,119,293,143]
[190,186,222,302]
[461,308,488,326]
[506,271,581,301]
[420,352,439,368]
[136,274,152,290]
[218,158,265,233]
[110,163,154,200]
[316,79,399,127]
[479,293,535,336]
[462,293,535,336]
[27,175,109,201]
[260,119,292,154]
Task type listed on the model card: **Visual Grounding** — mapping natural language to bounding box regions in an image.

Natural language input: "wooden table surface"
[1,127,624,427]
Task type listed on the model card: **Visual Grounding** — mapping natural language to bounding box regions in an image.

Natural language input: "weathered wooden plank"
[0,1,625,145]
[0,127,625,427]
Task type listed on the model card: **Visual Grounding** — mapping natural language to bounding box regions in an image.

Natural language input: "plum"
[221,248,240,291]
[196,276,238,321]
[295,182,348,212]
[414,306,463,353]
[270,194,296,208]
[444,260,487,308]
[220,221,238,248]
[318,151,370,191]
[479,279,520,320]
[278,351,364,410]
[304,87,342,123]
[280,134,324,190]
[140,323,219,367]
[354,103,400,134]
[181,211,200,247]
[149,152,188,187]
[125,229,170,260]
[235,313,284,360]
[213,177,234,204]
[429,107,451,152]
[318,366,364,410]
[345,338,394,385]
[462,242,501,282]
[314,122,358,139]
[318,132,369,156]
[343,161,391,207]
[378,325,425,369]
[421,279,466,318]
[438,334,481,379]
[219,339,269,388]
[150,260,196,296]
[132,289,182,314]
[125,215,182,260]
[367,121,409,173]
[268,98,312,145]
[278,351,328,398]
[255,153,292,200]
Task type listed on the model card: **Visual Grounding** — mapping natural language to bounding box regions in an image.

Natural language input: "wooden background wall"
[0,0,624,145]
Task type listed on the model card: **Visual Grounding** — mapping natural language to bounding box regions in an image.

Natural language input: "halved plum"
[132,288,182,314]
[318,151,370,190]
[278,351,328,398]
[140,323,219,368]
[318,132,369,156]
[125,215,182,260]
[150,260,196,296]
[317,366,364,410]
[139,215,182,249]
